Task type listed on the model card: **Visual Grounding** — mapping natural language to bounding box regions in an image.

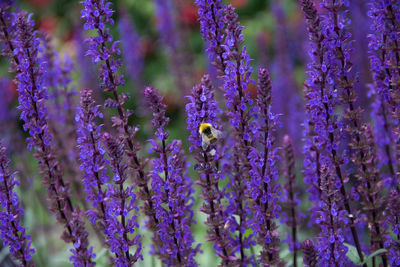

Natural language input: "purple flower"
[81,0,159,239]
[195,0,227,77]
[368,0,400,185]
[103,132,142,265]
[5,11,95,266]
[323,0,389,264]
[354,124,389,263]
[245,68,281,265]
[281,135,302,264]
[219,5,258,265]
[76,89,109,229]
[145,86,199,266]
[186,75,236,264]
[384,189,400,266]
[301,239,318,267]
[0,142,35,266]
[81,0,123,91]
[300,0,364,263]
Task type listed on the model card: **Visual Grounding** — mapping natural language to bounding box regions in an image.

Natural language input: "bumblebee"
[199,122,221,150]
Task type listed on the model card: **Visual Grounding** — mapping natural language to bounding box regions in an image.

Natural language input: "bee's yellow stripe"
[199,122,212,134]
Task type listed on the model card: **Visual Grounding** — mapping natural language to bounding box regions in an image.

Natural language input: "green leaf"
[344,243,366,265]
[243,228,254,239]
[366,249,387,262]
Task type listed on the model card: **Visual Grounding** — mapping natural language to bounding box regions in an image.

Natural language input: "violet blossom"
[103,132,142,265]
[145,86,198,266]
[301,239,318,267]
[2,10,95,266]
[80,0,160,240]
[75,89,109,232]
[300,0,357,264]
[0,142,35,266]
[323,0,388,264]
[281,135,302,266]
[195,0,227,78]
[246,68,281,265]
[186,75,236,265]
[368,0,398,180]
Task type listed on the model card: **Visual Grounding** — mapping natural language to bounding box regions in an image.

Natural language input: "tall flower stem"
[282,135,299,267]
[324,0,388,265]
[80,0,160,239]
[300,0,365,264]
[247,68,281,265]
[186,75,235,265]
[0,143,35,266]
[102,133,142,265]
[76,89,116,259]
[145,86,198,266]
[0,10,94,265]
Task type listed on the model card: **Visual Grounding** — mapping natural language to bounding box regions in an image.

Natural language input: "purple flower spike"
[282,135,302,266]
[354,124,388,263]
[186,75,236,265]
[322,0,389,264]
[301,239,317,267]
[300,0,365,263]
[0,143,35,266]
[1,10,95,266]
[368,0,400,184]
[245,68,281,266]
[218,5,258,265]
[145,86,199,266]
[76,89,109,231]
[81,0,159,240]
[103,132,142,266]
[385,189,400,266]
[195,0,227,77]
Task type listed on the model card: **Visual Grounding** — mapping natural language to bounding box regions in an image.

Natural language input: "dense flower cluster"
[76,89,109,230]
[368,0,400,182]
[0,0,399,266]
[195,0,227,77]
[300,0,357,264]
[0,143,35,266]
[246,68,281,265]
[145,86,198,266]
[186,75,236,264]
[80,0,160,243]
[103,132,142,265]
[9,11,95,266]
[367,5,400,263]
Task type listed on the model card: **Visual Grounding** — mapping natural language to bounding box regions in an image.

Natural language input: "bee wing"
[201,133,211,150]
[210,127,222,139]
